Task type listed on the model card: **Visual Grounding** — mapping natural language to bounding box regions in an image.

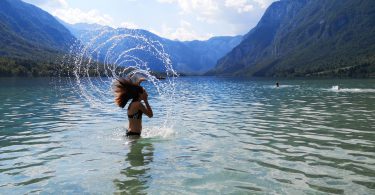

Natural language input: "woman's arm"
[139,90,153,118]
[142,100,153,118]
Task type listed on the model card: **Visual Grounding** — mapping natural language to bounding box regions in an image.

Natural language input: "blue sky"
[23,0,276,41]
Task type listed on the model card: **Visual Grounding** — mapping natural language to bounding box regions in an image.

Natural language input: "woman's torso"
[127,101,143,133]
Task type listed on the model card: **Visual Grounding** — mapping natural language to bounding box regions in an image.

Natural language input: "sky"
[23,0,277,41]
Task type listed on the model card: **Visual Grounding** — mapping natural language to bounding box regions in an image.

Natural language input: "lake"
[0,77,374,194]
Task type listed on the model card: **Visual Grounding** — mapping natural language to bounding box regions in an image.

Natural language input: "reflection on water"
[114,139,154,194]
[0,77,375,194]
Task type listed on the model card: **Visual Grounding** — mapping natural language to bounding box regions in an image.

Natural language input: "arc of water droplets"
[64,28,178,129]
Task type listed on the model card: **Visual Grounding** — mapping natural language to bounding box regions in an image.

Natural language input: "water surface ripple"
[0,77,374,194]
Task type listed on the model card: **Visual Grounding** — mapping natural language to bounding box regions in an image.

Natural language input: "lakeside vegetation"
[0,55,374,78]
[0,57,61,77]
[0,56,173,79]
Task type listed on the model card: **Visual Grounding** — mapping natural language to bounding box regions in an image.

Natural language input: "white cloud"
[24,0,115,26]
[225,0,254,13]
[154,0,275,39]
[243,4,254,12]
[225,0,245,8]
[157,0,220,23]
[253,0,274,9]
[157,0,176,3]
[150,20,213,41]
[53,8,114,26]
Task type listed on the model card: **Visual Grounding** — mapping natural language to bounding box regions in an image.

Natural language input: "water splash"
[61,27,178,135]
[331,85,340,91]
[328,85,375,93]
[141,126,176,138]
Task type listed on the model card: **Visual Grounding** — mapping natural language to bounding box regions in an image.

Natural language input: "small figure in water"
[113,78,153,137]
[276,82,279,87]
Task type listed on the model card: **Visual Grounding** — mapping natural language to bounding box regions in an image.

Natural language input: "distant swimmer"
[113,78,153,137]
[276,82,279,87]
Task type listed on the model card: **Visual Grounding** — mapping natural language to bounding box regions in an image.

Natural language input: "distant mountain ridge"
[64,23,242,74]
[209,0,375,77]
[182,36,242,73]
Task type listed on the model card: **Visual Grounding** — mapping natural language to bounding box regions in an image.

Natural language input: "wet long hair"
[113,78,143,108]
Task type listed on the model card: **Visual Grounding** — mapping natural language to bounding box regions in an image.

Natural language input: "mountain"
[0,0,76,76]
[0,0,75,58]
[209,0,375,77]
[182,36,242,73]
[56,20,105,38]
[64,23,242,74]
[0,0,240,76]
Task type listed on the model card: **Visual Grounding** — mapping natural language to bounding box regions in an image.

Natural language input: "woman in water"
[113,78,153,137]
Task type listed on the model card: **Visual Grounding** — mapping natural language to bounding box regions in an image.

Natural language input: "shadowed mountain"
[0,0,76,76]
[0,0,75,59]
[208,0,375,77]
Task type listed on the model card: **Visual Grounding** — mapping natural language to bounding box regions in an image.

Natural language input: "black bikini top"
[128,102,142,120]
[128,110,142,120]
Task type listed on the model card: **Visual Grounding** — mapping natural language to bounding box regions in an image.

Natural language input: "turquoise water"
[0,77,374,194]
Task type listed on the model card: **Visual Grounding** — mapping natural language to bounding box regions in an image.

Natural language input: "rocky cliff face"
[209,0,375,77]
